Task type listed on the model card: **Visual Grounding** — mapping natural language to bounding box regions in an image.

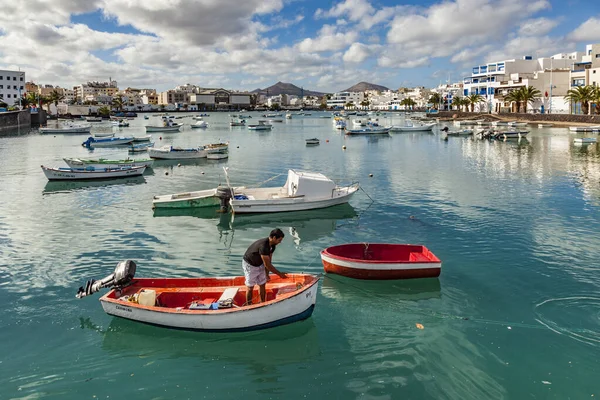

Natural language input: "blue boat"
[82,136,134,148]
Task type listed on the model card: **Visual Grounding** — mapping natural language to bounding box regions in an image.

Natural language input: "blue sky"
[1,0,599,93]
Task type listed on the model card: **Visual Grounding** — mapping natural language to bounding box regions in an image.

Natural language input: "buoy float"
[326,140,329,143]
[369,174,373,177]
[177,163,181,167]
[165,172,169,175]
[159,136,162,140]
[342,145,346,150]
[201,171,205,175]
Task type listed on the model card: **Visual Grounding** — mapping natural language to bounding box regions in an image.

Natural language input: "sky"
[1,0,599,93]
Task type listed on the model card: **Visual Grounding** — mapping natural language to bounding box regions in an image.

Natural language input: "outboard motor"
[76,260,136,299]
[82,137,95,148]
[216,186,234,213]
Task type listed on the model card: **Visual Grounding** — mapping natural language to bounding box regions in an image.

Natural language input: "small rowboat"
[63,157,154,169]
[145,124,183,133]
[76,260,320,332]
[306,138,320,145]
[573,137,597,144]
[129,142,154,153]
[320,243,441,280]
[41,165,146,181]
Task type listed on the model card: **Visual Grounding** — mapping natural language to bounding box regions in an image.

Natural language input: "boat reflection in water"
[42,175,146,194]
[153,203,358,245]
[99,316,320,367]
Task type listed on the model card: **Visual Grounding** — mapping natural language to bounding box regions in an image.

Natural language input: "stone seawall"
[0,110,31,132]
[436,111,600,124]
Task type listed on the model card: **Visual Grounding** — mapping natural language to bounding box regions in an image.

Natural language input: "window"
[19,77,23,81]
[13,77,16,81]
[0,85,2,89]
[13,85,17,90]
[7,94,10,98]
[20,86,23,89]
[0,76,3,80]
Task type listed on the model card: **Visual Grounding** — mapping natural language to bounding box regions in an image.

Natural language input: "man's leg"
[246,286,253,305]
[259,284,266,303]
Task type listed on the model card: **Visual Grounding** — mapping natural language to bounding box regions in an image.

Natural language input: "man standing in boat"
[243,228,287,305]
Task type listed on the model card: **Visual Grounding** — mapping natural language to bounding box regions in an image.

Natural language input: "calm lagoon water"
[1,112,599,399]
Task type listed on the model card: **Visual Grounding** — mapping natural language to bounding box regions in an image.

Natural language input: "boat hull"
[99,275,319,332]
[40,126,91,134]
[231,186,358,214]
[42,166,146,181]
[63,158,154,169]
[148,147,207,159]
[320,243,441,280]
[145,125,182,132]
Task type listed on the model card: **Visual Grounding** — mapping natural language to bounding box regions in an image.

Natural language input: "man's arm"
[260,254,287,278]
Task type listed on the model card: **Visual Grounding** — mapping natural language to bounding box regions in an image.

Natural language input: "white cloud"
[343,43,374,63]
[568,17,600,42]
[296,25,358,53]
[519,17,560,36]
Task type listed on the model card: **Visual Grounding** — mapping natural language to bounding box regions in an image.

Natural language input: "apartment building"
[570,44,600,88]
[74,80,119,102]
[0,69,26,106]
[326,91,364,109]
[189,89,251,108]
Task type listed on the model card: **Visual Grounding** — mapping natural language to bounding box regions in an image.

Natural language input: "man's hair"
[269,228,285,239]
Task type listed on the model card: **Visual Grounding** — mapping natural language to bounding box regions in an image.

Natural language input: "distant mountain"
[342,82,389,92]
[252,81,326,97]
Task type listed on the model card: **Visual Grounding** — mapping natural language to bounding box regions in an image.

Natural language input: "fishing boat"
[75,260,320,332]
[82,136,134,147]
[333,117,347,130]
[144,115,149,120]
[569,126,600,132]
[207,151,229,160]
[39,124,92,134]
[93,132,115,138]
[145,124,183,133]
[390,123,435,132]
[148,145,207,159]
[492,130,529,139]
[306,138,320,145]
[132,135,152,142]
[63,157,154,169]
[111,120,130,127]
[537,123,553,128]
[204,142,229,153]
[85,116,103,122]
[320,243,442,280]
[153,188,226,209]
[191,119,208,128]
[230,119,246,127]
[345,126,391,135]
[573,137,597,144]
[129,142,154,153]
[247,121,273,131]
[41,165,146,181]
[226,169,359,214]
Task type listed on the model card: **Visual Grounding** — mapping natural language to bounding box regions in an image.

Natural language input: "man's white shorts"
[242,259,267,287]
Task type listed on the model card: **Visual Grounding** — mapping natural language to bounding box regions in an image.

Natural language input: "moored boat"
[573,137,597,144]
[321,243,442,280]
[40,124,92,134]
[145,124,183,133]
[82,136,134,147]
[63,157,154,169]
[569,126,600,132]
[204,142,229,153]
[132,135,152,142]
[148,145,207,159]
[207,151,229,160]
[93,132,115,138]
[390,123,435,132]
[85,116,103,122]
[41,165,146,181]
[191,119,208,128]
[75,260,320,332]
[306,138,320,145]
[247,121,273,130]
[345,126,391,135]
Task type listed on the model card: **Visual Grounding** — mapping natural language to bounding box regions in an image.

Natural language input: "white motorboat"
[508,121,528,127]
[333,117,347,130]
[569,126,600,132]
[306,138,320,145]
[247,121,273,131]
[145,124,183,133]
[85,117,103,122]
[63,157,154,169]
[204,142,229,153]
[191,119,208,128]
[93,132,115,138]
[573,137,597,144]
[41,165,146,181]
[39,124,92,134]
[148,145,207,159]
[537,123,553,128]
[445,128,473,136]
[390,123,435,132]
[207,151,229,160]
[286,113,292,119]
[111,120,130,127]
[82,136,134,147]
[225,169,359,214]
[345,126,391,135]
[132,135,152,142]
[230,119,246,127]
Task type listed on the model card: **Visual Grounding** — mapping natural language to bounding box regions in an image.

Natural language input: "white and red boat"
[76,260,320,332]
[320,243,441,279]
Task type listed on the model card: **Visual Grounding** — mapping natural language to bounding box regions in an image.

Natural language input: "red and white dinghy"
[76,260,320,332]
[321,243,441,280]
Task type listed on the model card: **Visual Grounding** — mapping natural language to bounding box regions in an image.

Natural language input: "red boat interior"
[324,243,440,263]
[106,274,316,310]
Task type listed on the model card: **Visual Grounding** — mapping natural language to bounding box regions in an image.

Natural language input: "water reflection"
[42,176,147,194]
[153,204,358,245]
[320,275,441,302]
[99,316,320,367]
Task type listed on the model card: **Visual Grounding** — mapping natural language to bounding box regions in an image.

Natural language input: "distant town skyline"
[1,0,599,93]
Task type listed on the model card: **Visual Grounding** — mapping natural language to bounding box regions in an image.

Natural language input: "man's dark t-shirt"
[243,238,276,267]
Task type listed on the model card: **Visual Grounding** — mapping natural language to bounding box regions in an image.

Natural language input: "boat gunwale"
[321,243,441,264]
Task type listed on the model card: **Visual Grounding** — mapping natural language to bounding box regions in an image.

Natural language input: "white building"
[463,54,581,113]
[0,69,26,106]
[326,91,364,109]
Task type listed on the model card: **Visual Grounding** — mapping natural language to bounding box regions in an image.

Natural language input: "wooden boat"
[41,165,146,181]
[145,124,183,133]
[93,132,115,138]
[153,188,223,209]
[75,260,320,332]
[132,135,152,142]
[569,126,600,132]
[306,138,320,145]
[320,243,442,280]
[226,169,359,214]
[207,151,229,160]
[148,145,207,159]
[191,120,208,128]
[129,142,154,153]
[573,137,597,144]
[492,130,529,139]
[85,117,103,122]
[247,121,273,130]
[446,129,473,136]
[345,126,391,135]
[390,123,435,132]
[204,142,229,153]
[82,136,134,147]
[537,123,553,128]
[39,124,92,134]
[63,157,154,169]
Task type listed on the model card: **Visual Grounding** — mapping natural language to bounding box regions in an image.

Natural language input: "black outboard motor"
[216,186,234,213]
[76,260,136,299]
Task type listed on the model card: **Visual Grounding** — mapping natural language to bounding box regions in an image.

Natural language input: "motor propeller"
[76,260,136,299]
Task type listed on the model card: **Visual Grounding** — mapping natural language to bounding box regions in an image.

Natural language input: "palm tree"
[565,85,595,115]
[345,101,354,109]
[40,95,52,114]
[517,86,542,113]
[360,100,370,109]
[49,89,65,117]
[504,90,521,113]
[467,94,484,112]
[451,96,465,112]
[24,92,38,108]
[112,95,124,112]
[97,106,110,117]
[400,98,416,110]
[428,93,441,109]
[592,87,600,115]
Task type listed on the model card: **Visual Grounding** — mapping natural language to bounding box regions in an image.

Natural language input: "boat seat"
[216,287,239,308]
[409,252,429,262]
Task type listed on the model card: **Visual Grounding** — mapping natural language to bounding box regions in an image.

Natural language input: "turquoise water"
[1,113,600,399]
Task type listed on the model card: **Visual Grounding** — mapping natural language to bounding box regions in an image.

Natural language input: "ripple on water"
[534,296,600,347]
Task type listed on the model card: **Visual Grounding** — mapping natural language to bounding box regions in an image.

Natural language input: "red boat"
[320,243,441,280]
